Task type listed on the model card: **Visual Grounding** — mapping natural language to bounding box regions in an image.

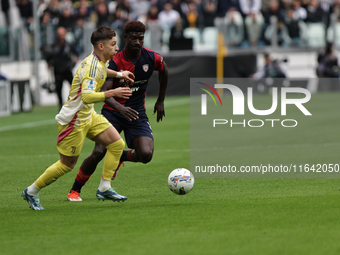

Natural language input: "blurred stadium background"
[0,0,340,115]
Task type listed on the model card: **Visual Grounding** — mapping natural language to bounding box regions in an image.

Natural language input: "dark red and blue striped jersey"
[103,47,164,115]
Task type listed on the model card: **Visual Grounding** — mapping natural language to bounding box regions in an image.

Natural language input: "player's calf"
[80,145,107,174]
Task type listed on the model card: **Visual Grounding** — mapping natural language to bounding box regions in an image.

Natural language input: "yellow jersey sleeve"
[80,56,106,103]
[81,89,105,103]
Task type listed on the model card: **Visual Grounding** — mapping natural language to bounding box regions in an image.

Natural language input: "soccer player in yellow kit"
[21,26,133,210]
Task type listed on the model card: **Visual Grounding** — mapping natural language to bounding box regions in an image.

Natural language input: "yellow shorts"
[57,112,111,156]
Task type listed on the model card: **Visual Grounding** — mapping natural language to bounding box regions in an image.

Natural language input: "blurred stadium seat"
[224,11,244,46]
[183,27,201,49]
[202,26,218,51]
[162,28,171,46]
[245,13,264,45]
[305,23,325,48]
[327,23,340,48]
[143,29,151,49]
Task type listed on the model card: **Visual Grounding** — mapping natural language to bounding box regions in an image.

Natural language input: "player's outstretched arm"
[107,69,135,83]
[101,81,139,121]
[104,87,131,99]
[153,62,168,122]
[82,86,131,104]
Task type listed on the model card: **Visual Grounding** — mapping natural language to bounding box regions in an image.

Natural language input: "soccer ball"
[168,168,194,195]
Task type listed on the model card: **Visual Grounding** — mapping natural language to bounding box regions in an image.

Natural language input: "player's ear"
[98,42,104,50]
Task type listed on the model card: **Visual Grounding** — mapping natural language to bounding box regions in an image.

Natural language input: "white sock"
[98,178,111,192]
[27,182,40,196]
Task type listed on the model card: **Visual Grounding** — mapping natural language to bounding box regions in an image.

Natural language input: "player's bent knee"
[106,138,125,153]
[140,150,153,164]
[117,139,125,150]
[60,161,73,174]
[60,155,78,169]
[91,146,107,162]
[63,161,76,170]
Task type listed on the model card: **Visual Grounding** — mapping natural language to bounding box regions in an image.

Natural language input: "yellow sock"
[102,139,125,180]
[35,160,72,190]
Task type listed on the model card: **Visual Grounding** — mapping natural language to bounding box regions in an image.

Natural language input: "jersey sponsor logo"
[142,64,149,72]
[87,80,94,90]
[130,86,140,92]
[133,79,147,85]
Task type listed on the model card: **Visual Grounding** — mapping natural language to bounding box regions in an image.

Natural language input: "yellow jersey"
[55,52,108,127]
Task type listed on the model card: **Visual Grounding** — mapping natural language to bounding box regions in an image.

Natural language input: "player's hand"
[119,106,139,121]
[112,87,132,99]
[122,71,135,83]
[153,101,165,122]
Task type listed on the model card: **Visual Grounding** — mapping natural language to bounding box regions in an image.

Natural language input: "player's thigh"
[124,117,154,149]
[87,113,122,147]
[93,126,122,146]
[57,123,88,157]
[101,108,123,133]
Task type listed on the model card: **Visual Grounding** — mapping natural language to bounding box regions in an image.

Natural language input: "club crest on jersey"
[142,64,149,72]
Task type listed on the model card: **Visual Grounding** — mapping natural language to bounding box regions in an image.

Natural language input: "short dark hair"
[124,21,146,34]
[91,26,116,46]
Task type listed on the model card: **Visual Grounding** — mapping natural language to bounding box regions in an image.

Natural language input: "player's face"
[103,36,119,60]
[125,32,144,54]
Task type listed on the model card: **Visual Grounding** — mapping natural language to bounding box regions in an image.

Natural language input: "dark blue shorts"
[101,108,153,149]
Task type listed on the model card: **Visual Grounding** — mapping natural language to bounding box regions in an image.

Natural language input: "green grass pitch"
[0,93,340,255]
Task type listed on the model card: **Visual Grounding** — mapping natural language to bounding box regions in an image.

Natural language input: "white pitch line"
[0,98,190,133]
[0,154,58,159]
[0,119,56,133]
[145,97,190,109]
